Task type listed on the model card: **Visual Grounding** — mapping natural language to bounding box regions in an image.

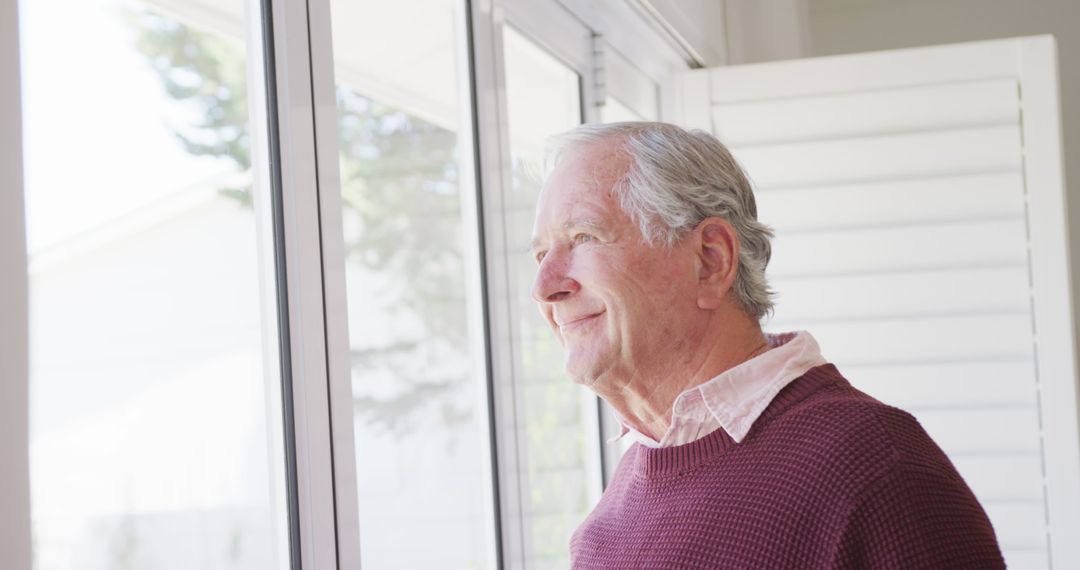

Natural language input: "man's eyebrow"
[528,216,607,252]
[567,216,606,233]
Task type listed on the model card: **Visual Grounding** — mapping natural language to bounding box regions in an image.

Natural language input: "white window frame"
[256,0,357,567]
[1019,36,1080,567]
[1,0,31,566]
[466,1,534,565]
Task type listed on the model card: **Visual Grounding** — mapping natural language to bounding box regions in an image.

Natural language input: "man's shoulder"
[750,365,955,482]
[758,364,904,435]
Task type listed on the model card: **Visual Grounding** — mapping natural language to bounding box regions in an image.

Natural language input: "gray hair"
[544,121,774,319]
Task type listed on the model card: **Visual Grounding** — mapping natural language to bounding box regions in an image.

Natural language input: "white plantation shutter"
[676,36,1080,570]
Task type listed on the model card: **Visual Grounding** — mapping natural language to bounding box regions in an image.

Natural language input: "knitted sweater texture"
[570,365,1005,569]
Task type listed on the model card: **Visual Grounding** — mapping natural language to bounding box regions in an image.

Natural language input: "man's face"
[530,144,701,390]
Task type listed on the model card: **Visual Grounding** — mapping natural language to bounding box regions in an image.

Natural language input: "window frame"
[2,0,31,566]
[257,0,355,567]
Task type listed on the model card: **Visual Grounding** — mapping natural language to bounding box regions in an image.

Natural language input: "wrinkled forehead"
[544,137,628,185]
[536,142,628,213]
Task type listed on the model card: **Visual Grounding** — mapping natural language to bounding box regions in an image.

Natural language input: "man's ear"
[695,217,739,310]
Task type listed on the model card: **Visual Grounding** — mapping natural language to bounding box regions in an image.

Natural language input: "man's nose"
[531,252,579,304]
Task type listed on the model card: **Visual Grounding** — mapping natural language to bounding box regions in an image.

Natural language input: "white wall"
[808,0,1080,340]
[641,0,810,66]
[1,0,32,566]
[639,0,728,66]
[722,0,810,64]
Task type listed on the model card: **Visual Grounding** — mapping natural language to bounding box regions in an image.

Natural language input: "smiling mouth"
[557,312,604,332]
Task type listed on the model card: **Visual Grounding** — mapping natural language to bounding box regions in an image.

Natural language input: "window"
[326,0,498,567]
[602,96,646,122]
[601,43,660,124]
[21,0,290,568]
[12,0,690,568]
[502,25,592,570]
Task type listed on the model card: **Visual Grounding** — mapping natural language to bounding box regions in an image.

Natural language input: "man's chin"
[565,371,595,387]
[563,357,605,391]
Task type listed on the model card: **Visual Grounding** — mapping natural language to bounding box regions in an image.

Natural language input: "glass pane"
[503,25,590,570]
[602,96,645,123]
[21,0,289,569]
[603,44,659,123]
[328,0,494,568]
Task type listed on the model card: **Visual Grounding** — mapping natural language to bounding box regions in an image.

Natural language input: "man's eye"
[534,251,546,264]
[573,234,594,245]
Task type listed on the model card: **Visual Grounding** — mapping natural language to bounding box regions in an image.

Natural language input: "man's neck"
[598,316,769,442]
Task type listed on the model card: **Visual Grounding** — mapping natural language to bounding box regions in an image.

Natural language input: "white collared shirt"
[615,331,827,447]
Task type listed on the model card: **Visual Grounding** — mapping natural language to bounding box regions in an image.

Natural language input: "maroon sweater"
[571,365,1005,569]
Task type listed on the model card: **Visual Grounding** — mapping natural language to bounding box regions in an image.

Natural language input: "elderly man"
[530,122,1004,569]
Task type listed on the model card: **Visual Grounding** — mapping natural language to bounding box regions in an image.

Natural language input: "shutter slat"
[757,172,1025,231]
[913,408,1041,455]
[985,502,1049,550]
[713,79,1019,146]
[1002,549,1050,570]
[844,360,1037,409]
[769,266,1031,322]
[953,455,1045,501]
[776,314,1034,365]
[707,41,1019,103]
[770,220,1029,278]
[732,126,1022,190]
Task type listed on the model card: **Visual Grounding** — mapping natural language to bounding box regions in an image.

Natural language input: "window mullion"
[467,0,528,567]
[0,0,31,565]
[258,0,343,567]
